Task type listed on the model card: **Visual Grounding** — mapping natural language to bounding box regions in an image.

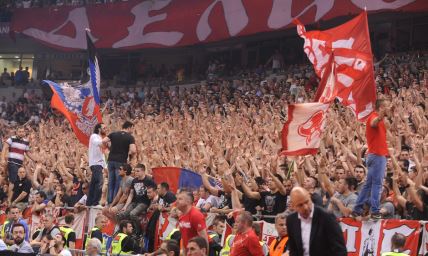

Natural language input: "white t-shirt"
[88,134,106,168]
[77,194,87,205]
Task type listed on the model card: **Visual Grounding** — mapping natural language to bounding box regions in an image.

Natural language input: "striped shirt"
[6,136,30,165]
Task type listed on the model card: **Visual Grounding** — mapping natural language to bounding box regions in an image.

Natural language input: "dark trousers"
[7,162,21,184]
[86,165,103,206]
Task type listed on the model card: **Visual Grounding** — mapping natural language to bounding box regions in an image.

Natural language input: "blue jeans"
[107,161,123,204]
[86,165,104,206]
[353,154,387,214]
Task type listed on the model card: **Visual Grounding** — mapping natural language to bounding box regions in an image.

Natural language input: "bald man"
[286,187,347,256]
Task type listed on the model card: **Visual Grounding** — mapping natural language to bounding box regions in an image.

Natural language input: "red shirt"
[179,207,206,250]
[230,229,264,256]
[366,112,388,156]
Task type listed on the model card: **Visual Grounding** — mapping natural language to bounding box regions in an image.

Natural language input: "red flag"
[297,12,376,121]
[281,103,329,156]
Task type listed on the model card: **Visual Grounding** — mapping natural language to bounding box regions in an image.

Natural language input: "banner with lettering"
[10,0,428,50]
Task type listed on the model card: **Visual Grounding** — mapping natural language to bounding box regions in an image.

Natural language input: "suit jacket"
[286,205,347,256]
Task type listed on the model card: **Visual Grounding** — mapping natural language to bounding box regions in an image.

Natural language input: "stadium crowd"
[0,49,427,255]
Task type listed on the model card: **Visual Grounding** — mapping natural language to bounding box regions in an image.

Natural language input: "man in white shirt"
[87,123,107,206]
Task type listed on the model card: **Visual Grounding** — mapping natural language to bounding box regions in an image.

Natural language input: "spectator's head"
[176,190,194,212]
[86,238,102,256]
[35,191,47,204]
[290,187,313,219]
[55,184,66,197]
[134,163,146,178]
[8,206,20,222]
[147,184,158,200]
[82,182,90,195]
[12,223,26,245]
[153,249,168,256]
[354,165,366,183]
[160,239,180,256]
[119,220,133,235]
[235,211,253,233]
[198,186,209,199]
[122,121,134,130]
[43,214,55,229]
[275,213,288,237]
[17,167,26,180]
[53,233,66,249]
[64,213,74,225]
[303,176,317,191]
[399,148,410,161]
[375,98,389,112]
[283,179,293,194]
[232,171,244,186]
[390,233,407,252]
[268,174,283,191]
[93,123,105,136]
[335,166,346,180]
[95,215,107,229]
[16,127,25,138]
[187,236,208,256]
[212,216,226,235]
[119,163,132,177]
[338,177,357,194]
[158,182,170,197]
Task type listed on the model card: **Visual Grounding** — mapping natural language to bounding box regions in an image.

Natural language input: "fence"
[1,206,428,256]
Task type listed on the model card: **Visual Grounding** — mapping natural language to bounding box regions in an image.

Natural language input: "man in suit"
[286,187,347,256]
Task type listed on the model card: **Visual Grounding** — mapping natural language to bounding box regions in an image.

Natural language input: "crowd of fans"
[0,49,426,255]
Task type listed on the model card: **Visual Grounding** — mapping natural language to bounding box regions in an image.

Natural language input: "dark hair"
[119,220,132,232]
[153,249,168,256]
[121,163,132,176]
[188,236,208,250]
[122,121,134,129]
[160,182,169,191]
[147,184,157,191]
[135,163,146,171]
[64,214,74,225]
[12,223,25,232]
[254,177,266,186]
[354,164,366,174]
[93,123,103,134]
[345,176,358,191]
[163,239,180,256]
[382,185,390,196]
[384,176,393,189]
[36,190,47,200]
[212,215,226,227]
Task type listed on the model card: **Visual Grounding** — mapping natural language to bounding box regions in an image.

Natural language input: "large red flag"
[296,12,376,121]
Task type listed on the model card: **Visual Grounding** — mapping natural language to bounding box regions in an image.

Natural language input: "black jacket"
[286,205,347,256]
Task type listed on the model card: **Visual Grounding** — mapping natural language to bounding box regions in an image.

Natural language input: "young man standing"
[1,127,33,185]
[352,99,389,219]
[176,190,208,255]
[103,121,137,204]
[87,123,107,206]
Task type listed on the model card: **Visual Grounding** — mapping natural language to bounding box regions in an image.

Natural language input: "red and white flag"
[281,103,329,156]
[296,12,376,121]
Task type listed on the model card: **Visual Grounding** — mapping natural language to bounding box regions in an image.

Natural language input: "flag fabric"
[43,32,102,146]
[296,12,376,121]
[152,167,206,193]
[281,103,329,156]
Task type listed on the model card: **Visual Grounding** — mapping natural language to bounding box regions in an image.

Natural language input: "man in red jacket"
[230,211,264,256]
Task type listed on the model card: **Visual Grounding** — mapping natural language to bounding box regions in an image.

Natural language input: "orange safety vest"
[269,236,288,256]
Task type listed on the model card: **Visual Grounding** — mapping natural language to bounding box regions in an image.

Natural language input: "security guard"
[381,233,410,256]
[219,234,235,256]
[269,213,289,256]
[85,215,107,251]
[166,228,181,242]
[59,214,76,249]
[111,220,141,255]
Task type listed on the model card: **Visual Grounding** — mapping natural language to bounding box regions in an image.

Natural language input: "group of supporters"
[0,50,426,255]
